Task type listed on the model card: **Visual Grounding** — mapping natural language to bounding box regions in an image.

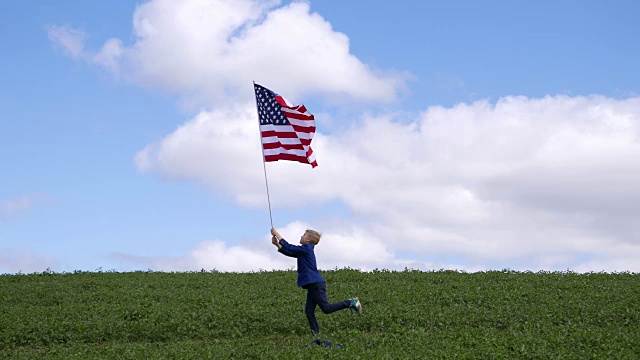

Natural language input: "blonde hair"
[305,229,322,245]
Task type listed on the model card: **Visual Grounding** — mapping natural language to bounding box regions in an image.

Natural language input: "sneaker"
[349,297,362,315]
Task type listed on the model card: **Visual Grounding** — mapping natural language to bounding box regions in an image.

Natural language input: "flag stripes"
[254,83,318,167]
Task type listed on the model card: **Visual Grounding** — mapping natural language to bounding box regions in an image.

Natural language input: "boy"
[271,228,362,336]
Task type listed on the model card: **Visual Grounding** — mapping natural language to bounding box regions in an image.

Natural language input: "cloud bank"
[45,0,640,273]
[133,95,640,272]
[48,0,408,109]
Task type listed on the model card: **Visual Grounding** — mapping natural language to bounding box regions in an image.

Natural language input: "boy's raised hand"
[271,228,283,241]
[271,229,283,250]
[271,235,282,250]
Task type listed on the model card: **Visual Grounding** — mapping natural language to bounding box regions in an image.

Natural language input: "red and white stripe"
[260,95,317,167]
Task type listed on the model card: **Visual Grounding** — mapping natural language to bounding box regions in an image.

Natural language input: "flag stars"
[254,84,291,126]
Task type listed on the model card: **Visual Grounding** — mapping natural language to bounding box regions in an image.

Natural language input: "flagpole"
[253,81,274,229]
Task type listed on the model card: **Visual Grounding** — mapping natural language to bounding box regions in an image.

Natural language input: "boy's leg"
[310,282,350,315]
[305,287,320,335]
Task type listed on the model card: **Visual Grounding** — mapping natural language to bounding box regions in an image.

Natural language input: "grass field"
[1,269,639,359]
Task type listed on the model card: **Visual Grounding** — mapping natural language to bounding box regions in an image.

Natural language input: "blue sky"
[2,0,640,274]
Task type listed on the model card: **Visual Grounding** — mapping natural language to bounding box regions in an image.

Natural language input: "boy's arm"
[277,239,307,257]
[271,228,308,257]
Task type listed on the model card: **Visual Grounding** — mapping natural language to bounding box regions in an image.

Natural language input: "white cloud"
[134,106,268,206]
[0,249,59,274]
[47,25,86,59]
[92,38,124,74]
[49,0,409,108]
[573,256,640,273]
[136,95,640,272]
[437,74,466,92]
[112,239,287,272]
[110,220,460,273]
[2,194,42,217]
[110,221,304,272]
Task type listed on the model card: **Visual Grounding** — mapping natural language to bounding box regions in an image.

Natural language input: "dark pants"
[303,282,350,334]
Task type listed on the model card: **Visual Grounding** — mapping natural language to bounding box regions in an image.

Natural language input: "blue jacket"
[278,239,325,287]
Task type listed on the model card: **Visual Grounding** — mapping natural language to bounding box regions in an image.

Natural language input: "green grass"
[1,269,639,359]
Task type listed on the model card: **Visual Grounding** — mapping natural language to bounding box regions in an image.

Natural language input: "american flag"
[254,83,318,168]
